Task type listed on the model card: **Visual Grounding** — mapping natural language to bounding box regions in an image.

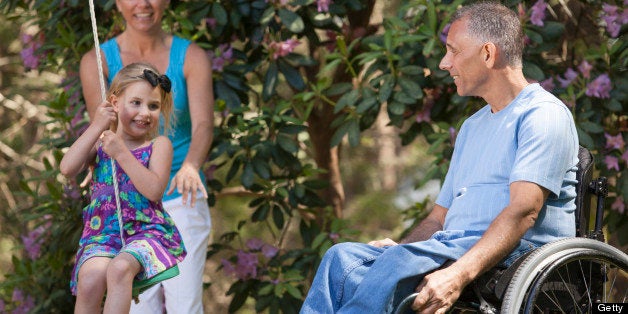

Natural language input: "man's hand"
[367,238,398,248]
[411,266,467,314]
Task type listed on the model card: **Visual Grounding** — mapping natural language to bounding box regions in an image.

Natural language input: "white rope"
[88,0,125,246]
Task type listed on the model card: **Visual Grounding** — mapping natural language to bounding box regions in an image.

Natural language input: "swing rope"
[88,0,126,246]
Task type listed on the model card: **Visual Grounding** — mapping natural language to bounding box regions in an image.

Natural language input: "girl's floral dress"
[70,142,186,294]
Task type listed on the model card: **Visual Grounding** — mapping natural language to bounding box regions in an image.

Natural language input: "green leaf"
[263,62,279,101]
[522,61,544,81]
[252,158,271,179]
[356,96,378,114]
[334,89,359,113]
[576,126,595,148]
[260,7,275,25]
[578,121,604,134]
[388,100,406,116]
[272,205,284,229]
[212,2,228,25]
[398,77,424,99]
[347,118,360,147]
[311,232,328,249]
[277,134,299,153]
[252,203,270,221]
[278,59,305,90]
[378,74,395,102]
[278,8,304,33]
[285,283,303,299]
[423,38,436,57]
[604,99,622,112]
[241,162,254,188]
[399,65,423,76]
[325,82,353,97]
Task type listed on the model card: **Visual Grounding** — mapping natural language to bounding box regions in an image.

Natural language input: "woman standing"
[79,1,214,313]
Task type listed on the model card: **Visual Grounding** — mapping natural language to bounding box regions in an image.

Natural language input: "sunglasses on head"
[142,69,171,93]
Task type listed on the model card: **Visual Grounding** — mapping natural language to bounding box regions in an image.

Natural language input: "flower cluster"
[529,0,547,26]
[268,38,300,60]
[541,60,613,101]
[2,289,35,314]
[20,33,43,71]
[209,44,234,72]
[317,0,332,13]
[221,238,279,281]
[601,2,628,38]
[604,131,628,214]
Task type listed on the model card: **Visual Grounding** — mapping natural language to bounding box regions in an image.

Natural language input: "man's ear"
[482,42,498,68]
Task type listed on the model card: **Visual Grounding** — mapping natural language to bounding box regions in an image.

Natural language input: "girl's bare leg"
[103,252,141,314]
[75,257,110,314]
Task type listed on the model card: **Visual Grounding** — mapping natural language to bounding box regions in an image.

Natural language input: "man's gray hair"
[451,1,524,67]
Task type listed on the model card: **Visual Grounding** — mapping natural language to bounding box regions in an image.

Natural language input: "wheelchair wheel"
[501,238,628,313]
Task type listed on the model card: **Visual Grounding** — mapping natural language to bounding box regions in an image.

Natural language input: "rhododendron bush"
[0,0,625,312]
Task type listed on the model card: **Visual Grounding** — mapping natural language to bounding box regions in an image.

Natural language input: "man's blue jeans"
[300,230,539,313]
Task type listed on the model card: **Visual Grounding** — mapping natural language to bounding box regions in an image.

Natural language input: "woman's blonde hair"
[107,62,174,138]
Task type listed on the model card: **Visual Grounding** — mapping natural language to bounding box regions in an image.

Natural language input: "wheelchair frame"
[395,147,628,313]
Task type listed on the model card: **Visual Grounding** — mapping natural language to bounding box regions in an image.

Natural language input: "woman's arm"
[80,48,109,119]
[166,42,214,206]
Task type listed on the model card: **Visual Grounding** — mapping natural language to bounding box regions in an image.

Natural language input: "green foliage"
[0,0,626,312]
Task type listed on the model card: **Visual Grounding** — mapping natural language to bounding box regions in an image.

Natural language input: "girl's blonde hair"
[107,62,174,138]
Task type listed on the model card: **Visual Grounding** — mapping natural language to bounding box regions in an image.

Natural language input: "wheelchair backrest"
[574,146,594,237]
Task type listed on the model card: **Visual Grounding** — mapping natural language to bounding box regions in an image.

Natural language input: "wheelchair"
[395,146,628,313]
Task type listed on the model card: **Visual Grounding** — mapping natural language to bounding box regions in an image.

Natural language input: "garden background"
[0,0,626,312]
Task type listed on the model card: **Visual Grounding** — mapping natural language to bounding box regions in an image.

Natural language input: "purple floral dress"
[70,142,186,295]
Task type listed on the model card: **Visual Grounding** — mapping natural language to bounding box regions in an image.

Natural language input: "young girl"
[60,62,186,313]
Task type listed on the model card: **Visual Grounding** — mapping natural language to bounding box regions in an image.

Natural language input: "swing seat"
[132,264,180,298]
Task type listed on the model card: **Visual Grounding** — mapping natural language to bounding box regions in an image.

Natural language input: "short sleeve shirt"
[435,83,579,244]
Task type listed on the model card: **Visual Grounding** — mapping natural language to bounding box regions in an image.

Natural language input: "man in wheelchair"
[301,2,584,313]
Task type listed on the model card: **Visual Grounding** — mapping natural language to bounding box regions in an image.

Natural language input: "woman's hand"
[167,162,208,207]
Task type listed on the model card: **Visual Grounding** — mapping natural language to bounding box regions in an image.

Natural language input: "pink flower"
[234,250,259,280]
[208,44,234,72]
[21,226,47,260]
[605,132,625,151]
[20,33,43,70]
[221,258,236,277]
[530,0,547,26]
[557,68,578,88]
[604,155,619,171]
[269,38,300,60]
[11,289,35,314]
[449,127,457,145]
[262,244,279,258]
[317,0,332,12]
[577,61,592,79]
[439,24,451,44]
[585,74,612,98]
[246,238,265,250]
[611,196,625,214]
[204,18,217,29]
[601,4,623,37]
[416,100,433,124]
[540,77,555,91]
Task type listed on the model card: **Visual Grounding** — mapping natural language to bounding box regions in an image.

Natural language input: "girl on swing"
[60,62,186,313]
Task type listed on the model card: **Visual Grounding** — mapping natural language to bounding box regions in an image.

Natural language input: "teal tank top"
[101,36,206,201]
